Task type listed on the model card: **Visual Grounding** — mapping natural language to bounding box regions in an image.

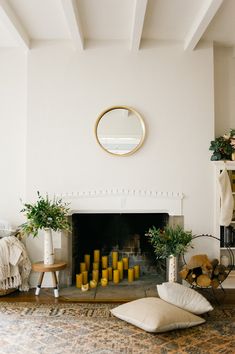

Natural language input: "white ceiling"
[0,0,234,51]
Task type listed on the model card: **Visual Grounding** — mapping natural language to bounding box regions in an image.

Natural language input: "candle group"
[76,249,141,289]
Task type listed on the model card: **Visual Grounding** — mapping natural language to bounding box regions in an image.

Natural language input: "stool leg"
[35,272,44,296]
[51,272,59,298]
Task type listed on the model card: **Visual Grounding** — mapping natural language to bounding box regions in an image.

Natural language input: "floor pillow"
[157,282,213,315]
[110,297,205,333]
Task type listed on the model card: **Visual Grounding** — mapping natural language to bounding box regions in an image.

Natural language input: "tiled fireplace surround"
[57,189,184,287]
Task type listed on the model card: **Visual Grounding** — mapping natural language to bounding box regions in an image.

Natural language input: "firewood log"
[211,258,219,269]
[218,264,226,273]
[191,267,203,278]
[211,278,220,288]
[186,272,194,284]
[214,264,226,276]
[179,267,189,280]
[196,274,211,287]
[218,274,226,282]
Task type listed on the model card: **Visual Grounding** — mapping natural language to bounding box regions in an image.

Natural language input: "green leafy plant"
[20,192,71,237]
[209,129,235,161]
[145,225,193,259]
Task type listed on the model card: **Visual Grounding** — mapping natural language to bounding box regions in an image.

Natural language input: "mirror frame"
[95,106,146,157]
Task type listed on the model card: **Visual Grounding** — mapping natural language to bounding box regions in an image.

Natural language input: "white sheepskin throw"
[0,236,31,291]
[217,168,234,226]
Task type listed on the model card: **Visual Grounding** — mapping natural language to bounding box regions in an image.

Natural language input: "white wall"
[0,41,216,287]
[214,46,235,136]
[26,41,214,241]
[0,49,27,227]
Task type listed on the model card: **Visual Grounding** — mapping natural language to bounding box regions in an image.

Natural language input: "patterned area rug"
[0,302,234,354]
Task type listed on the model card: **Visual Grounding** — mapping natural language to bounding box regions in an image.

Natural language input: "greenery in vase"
[20,192,71,237]
[145,225,193,259]
[209,128,235,161]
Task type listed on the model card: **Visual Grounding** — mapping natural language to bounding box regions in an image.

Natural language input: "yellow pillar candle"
[113,269,120,284]
[90,279,97,288]
[82,271,88,285]
[128,268,134,282]
[80,262,86,273]
[76,273,83,288]
[117,260,123,280]
[92,269,99,283]
[93,262,99,270]
[84,254,90,271]
[102,256,108,269]
[81,283,89,292]
[134,265,140,279]
[112,251,118,269]
[108,267,113,281]
[122,257,129,270]
[94,249,100,263]
[102,269,109,281]
[101,278,108,287]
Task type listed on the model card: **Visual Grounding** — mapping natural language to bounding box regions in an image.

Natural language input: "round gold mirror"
[95,106,146,156]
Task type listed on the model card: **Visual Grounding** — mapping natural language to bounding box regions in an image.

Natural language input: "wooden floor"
[0,287,235,305]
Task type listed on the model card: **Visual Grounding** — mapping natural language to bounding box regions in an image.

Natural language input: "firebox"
[71,212,169,283]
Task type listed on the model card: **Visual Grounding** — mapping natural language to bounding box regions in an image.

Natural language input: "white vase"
[44,228,54,265]
[167,255,178,282]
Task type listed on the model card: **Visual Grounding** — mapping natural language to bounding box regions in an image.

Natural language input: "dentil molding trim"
[52,189,184,216]
[55,189,184,199]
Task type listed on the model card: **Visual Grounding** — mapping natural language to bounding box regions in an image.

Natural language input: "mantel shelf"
[212,161,235,169]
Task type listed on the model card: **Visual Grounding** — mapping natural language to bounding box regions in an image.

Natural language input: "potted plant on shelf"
[145,225,193,282]
[209,129,235,161]
[20,192,71,265]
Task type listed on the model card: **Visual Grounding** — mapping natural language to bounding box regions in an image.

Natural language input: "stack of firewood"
[179,254,228,288]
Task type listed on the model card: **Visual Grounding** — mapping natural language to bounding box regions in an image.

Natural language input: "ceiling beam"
[0,0,30,49]
[184,0,224,51]
[130,0,148,51]
[61,0,84,50]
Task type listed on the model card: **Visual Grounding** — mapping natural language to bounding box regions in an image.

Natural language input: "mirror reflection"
[95,106,146,156]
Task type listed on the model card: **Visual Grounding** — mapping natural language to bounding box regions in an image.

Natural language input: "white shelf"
[213,161,235,168]
[220,247,235,250]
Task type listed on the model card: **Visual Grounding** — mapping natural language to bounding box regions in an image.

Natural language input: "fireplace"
[55,189,184,288]
[71,212,169,282]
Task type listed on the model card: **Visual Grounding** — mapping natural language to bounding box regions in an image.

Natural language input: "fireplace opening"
[72,212,169,283]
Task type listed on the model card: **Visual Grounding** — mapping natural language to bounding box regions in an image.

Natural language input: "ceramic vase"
[44,228,54,265]
[166,255,178,282]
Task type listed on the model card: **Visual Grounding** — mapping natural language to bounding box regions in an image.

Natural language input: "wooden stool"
[32,261,67,298]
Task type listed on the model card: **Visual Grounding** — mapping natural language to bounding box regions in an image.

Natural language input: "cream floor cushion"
[110,297,205,333]
[157,282,213,315]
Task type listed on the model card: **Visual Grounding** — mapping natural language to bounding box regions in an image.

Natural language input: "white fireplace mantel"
[56,189,184,216]
[29,189,184,288]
